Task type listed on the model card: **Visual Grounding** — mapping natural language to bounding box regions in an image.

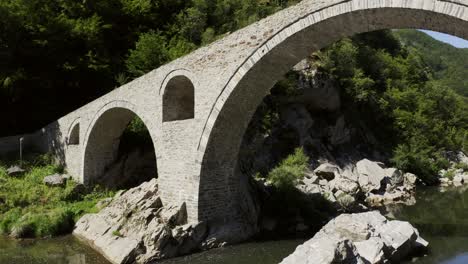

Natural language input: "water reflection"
[0,235,109,264]
[2,186,468,264]
[386,186,468,264]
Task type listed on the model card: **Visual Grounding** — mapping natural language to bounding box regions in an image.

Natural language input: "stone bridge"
[3,0,468,224]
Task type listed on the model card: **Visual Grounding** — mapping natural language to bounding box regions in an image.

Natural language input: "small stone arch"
[162,75,195,122]
[82,101,158,186]
[67,119,80,145]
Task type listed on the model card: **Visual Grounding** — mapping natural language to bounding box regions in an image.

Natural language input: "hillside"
[395,29,468,97]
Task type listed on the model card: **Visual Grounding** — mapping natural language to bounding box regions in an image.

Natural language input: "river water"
[2,186,468,264]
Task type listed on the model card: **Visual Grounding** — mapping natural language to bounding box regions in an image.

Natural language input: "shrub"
[0,155,116,238]
[444,169,456,180]
[454,163,468,172]
[268,148,309,190]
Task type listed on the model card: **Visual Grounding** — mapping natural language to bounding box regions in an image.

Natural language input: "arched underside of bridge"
[197,0,468,221]
[82,102,158,187]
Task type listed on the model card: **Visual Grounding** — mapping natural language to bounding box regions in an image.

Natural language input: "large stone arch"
[82,101,159,186]
[197,0,468,221]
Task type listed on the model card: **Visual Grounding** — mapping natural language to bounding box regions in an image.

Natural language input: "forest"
[0,0,467,183]
[0,0,299,136]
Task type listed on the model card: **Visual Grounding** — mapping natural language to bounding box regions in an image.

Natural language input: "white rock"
[354,237,386,264]
[281,212,427,264]
[357,159,388,193]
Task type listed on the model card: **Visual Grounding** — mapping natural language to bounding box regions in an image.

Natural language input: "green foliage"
[0,0,303,136]
[268,148,308,189]
[112,230,123,237]
[444,169,456,180]
[317,30,467,184]
[126,31,169,77]
[0,156,116,238]
[395,29,468,97]
[454,162,468,172]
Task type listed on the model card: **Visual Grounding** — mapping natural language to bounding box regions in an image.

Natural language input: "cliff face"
[235,59,419,238]
[239,58,388,180]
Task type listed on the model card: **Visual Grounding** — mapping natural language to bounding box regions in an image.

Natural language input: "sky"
[420,30,468,48]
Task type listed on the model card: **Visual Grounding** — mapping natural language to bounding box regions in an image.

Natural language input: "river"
[2,186,468,264]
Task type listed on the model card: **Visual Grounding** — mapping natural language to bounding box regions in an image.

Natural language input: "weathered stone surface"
[314,163,339,181]
[43,174,67,187]
[404,173,417,187]
[74,179,253,263]
[281,211,427,264]
[6,166,25,177]
[357,159,387,193]
[281,235,365,264]
[333,177,360,195]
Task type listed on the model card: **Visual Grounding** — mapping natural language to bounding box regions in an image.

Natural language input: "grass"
[0,154,116,238]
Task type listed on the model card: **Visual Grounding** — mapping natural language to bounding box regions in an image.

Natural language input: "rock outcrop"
[74,179,252,264]
[281,211,428,264]
[297,159,417,210]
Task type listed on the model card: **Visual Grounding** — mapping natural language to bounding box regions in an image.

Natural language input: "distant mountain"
[395,29,468,97]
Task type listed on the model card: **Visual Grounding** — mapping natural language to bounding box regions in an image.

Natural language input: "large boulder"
[281,211,428,264]
[74,179,252,264]
[356,159,388,193]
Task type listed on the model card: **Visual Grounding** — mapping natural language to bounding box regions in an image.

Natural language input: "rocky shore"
[281,211,428,264]
[74,179,253,264]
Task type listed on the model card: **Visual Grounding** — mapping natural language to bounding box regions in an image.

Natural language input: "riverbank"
[0,155,116,238]
[3,186,468,264]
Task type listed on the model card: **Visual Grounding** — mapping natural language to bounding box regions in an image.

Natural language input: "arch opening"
[68,123,80,145]
[163,75,195,122]
[83,107,157,189]
[197,4,468,222]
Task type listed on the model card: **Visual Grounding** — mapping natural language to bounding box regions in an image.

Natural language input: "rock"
[6,166,25,177]
[354,237,385,264]
[385,168,404,187]
[74,178,249,264]
[318,179,329,186]
[281,211,427,264]
[462,174,468,183]
[439,177,451,186]
[341,165,359,182]
[96,198,113,211]
[378,220,418,261]
[356,159,388,193]
[453,174,464,185]
[43,174,67,187]
[314,163,339,180]
[281,235,365,264]
[404,173,417,187]
[329,115,351,146]
[333,177,360,195]
[294,65,341,112]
